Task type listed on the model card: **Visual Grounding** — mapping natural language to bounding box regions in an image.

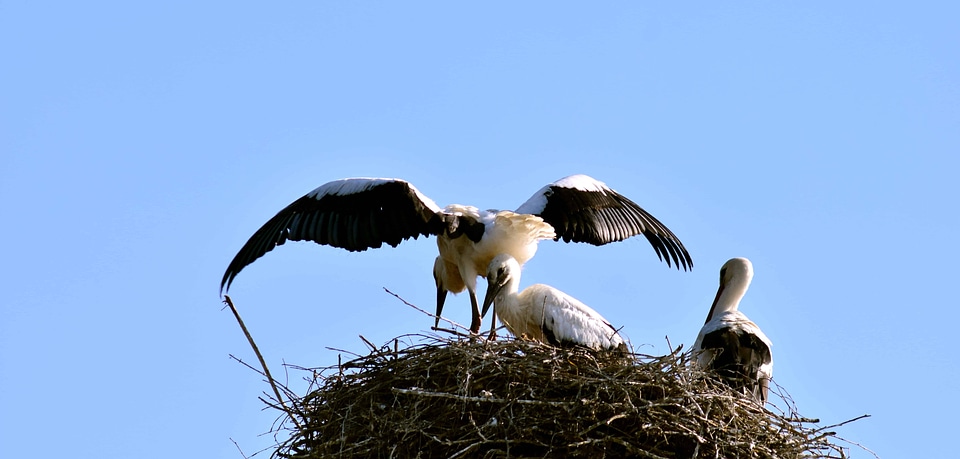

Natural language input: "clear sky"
[2,2,957,458]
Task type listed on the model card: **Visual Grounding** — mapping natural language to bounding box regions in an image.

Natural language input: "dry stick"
[392,387,575,406]
[822,413,871,430]
[816,414,878,459]
[223,295,301,430]
[229,354,265,376]
[358,335,378,352]
[382,287,474,338]
[229,437,249,459]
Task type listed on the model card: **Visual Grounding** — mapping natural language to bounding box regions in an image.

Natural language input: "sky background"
[2,2,957,458]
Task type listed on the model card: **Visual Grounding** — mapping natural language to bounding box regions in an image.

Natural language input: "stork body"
[433,207,555,331]
[221,175,692,334]
[481,254,626,352]
[692,257,773,403]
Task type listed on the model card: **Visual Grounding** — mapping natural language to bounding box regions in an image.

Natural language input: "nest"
[264,334,861,459]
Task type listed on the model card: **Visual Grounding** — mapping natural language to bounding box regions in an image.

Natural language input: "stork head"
[719,257,753,288]
[705,257,754,324]
[481,253,520,317]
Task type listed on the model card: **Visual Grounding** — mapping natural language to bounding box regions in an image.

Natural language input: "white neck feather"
[714,275,750,315]
[707,257,754,322]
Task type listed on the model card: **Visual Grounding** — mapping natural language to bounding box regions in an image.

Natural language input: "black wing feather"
[221,180,443,293]
[530,184,693,271]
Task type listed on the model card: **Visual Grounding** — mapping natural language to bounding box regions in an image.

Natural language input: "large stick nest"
[267,334,860,459]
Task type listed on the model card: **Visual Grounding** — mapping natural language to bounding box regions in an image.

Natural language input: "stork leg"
[468,289,482,334]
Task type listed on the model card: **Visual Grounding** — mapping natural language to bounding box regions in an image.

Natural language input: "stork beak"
[434,287,447,328]
[704,282,725,325]
[481,280,501,318]
[432,256,447,328]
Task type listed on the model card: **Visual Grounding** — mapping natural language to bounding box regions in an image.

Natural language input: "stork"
[481,253,627,352]
[221,174,692,334]
[692,257,773,403]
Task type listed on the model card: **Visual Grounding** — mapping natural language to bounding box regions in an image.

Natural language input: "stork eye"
[498,267,505,276]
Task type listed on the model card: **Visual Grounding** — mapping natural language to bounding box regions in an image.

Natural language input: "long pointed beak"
[434,287,448,328]
[481,280,501,318]
[704,283,725,325]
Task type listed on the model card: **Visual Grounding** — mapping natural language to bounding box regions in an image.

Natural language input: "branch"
[223,295,301,429]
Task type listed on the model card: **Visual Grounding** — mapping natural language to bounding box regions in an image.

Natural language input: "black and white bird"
[481,253,626,352]
[692,257,773,403]
[221,174,692,334]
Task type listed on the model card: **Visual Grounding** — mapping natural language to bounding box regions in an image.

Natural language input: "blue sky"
[2,2,957,457]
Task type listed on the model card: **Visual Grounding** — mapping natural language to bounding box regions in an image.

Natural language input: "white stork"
[692,257,773,403]
[481,253,627,352]
[220,174,692,334]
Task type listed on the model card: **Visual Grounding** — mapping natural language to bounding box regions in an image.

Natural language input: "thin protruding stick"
[383,287,472,338]
[223,295,301,429]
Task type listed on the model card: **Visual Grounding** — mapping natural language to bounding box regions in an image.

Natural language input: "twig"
[831,433,881,459]
[392,387,575,406]
[223,295,301,429]
[383,287,470,333]
[229,437,249,459]
[358,334,377,352]
[820,414,871,431]
[430,326,474,339]
[229,354,265,377]
[324,347,364,360]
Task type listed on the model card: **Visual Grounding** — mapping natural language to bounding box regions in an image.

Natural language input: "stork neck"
[705,277,749,323]
[716,279,748,314]
[493,273,522,325]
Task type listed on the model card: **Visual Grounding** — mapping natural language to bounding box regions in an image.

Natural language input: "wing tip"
[220,270,236,296]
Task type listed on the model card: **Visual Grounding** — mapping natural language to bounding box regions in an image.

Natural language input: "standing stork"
[221,174,692,334]
[692,257,773,403]
[481,253,627,352]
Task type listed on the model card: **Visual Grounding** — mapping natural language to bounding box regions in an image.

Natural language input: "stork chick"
[482,253,627,352]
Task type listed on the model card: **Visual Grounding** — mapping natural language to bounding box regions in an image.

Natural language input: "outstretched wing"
[516,174,693,270]
[221,178,444,293]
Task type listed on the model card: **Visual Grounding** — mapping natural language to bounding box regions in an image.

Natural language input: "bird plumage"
[692,257,773,403]
[517,175,691,267]
[432,208,556,332]
[481,254,626,352]
[221,175,692,334]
